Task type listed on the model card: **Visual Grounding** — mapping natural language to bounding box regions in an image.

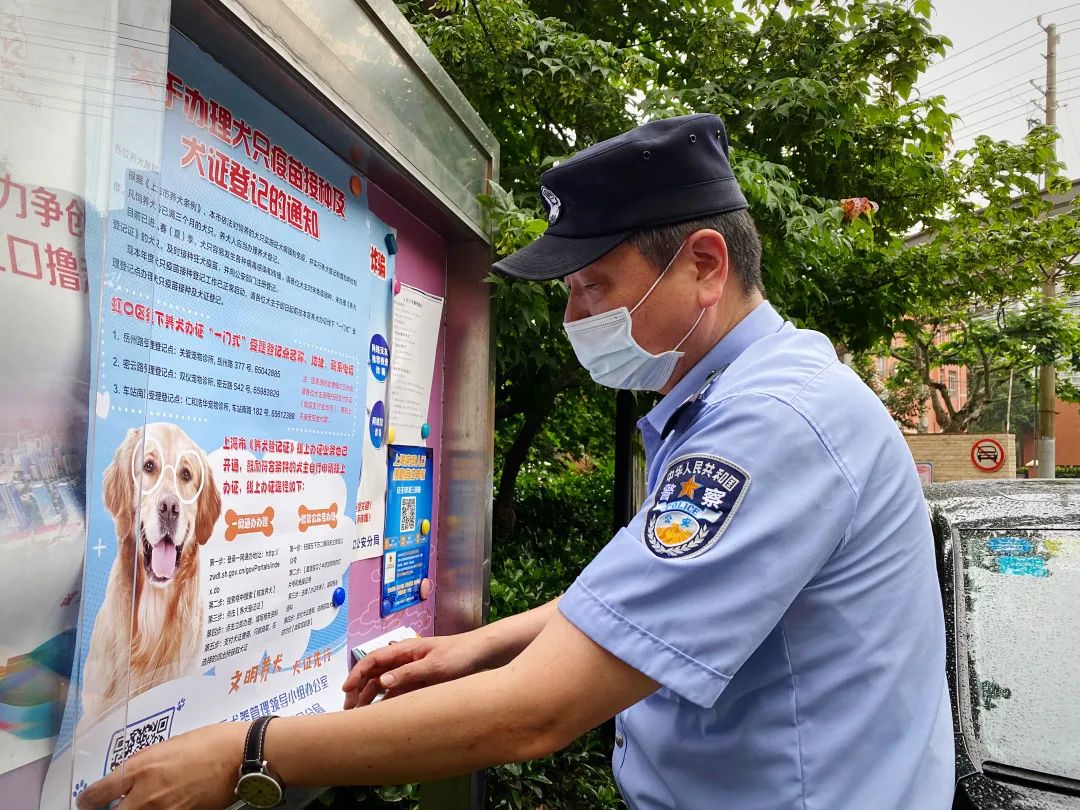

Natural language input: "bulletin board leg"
[420,771,486,810]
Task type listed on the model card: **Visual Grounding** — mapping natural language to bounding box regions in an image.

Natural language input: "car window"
[958,528,1080,779]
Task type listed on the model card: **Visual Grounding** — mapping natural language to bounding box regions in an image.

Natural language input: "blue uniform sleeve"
[559,392,858,708]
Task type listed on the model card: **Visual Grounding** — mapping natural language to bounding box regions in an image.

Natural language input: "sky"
[921,1,1080,177]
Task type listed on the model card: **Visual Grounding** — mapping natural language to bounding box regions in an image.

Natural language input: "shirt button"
[615,734,625,748]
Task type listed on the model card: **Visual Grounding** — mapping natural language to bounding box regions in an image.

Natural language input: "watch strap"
[240,714,278,774]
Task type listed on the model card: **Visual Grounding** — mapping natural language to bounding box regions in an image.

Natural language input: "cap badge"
[540,186,562,225]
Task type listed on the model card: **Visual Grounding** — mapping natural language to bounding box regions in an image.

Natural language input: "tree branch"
[495,401,525,422]
[745,0,782,71]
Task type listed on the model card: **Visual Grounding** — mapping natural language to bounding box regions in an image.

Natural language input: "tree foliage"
[884,128,1080,432]
[401,0,967,534]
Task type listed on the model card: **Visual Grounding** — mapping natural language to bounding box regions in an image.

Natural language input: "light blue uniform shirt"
[560,302,954,810]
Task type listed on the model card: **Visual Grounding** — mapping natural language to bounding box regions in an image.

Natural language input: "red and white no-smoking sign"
[970,437,1006,473]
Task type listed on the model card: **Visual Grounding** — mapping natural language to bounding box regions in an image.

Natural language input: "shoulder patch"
[644,453,750,560]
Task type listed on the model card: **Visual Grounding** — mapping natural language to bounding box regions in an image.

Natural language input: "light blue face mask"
[563,243,705,392]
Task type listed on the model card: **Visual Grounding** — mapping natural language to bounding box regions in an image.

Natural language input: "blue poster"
[44,28,386,806]
[987,537,1033,555]
[997,556,1048,577]
[354,243,394,561]
[381,446,434,616]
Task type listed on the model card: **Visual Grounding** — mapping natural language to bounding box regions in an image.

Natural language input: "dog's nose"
[158,493,180,519]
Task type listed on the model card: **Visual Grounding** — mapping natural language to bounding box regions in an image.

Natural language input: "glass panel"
[270,0,490,226]
[0,0,173,805]
[959,527,1080,779]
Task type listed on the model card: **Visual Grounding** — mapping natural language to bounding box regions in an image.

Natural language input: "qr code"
[105,709,174,774]
[400,496,416,533]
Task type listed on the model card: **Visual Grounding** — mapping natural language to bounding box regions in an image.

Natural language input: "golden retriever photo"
[80,423,221,726]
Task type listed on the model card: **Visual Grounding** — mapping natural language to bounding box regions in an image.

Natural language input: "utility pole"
[1036,18,1059,479]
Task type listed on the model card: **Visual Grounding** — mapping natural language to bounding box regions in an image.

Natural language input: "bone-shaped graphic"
[298,503,338,532]
[224,506,275,542]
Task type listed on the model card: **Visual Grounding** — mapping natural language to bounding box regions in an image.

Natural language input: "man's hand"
[76,721,245,810]
[342,599,565,709]
[343,632,490,708]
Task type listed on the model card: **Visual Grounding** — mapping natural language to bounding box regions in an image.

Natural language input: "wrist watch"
[234,715,285,808]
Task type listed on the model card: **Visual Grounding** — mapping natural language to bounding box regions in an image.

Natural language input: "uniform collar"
[641,301,784,439]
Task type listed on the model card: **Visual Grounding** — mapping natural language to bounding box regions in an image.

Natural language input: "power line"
[0,26,169,55]
[951,53,1080,111]
[1063,109,1080,158]
[954,109,1035,139]
[924,14,1080,96]
[0,60,166,87]
[924,31,1042,90]
[954,67,1080,120]
[954,120,1025,140]
[11,0,169,34]
[948,52,1080,108]
[954,99,1043,138]
[953,93,1080,140]
[949,66,1060,110]
[960,90,1038,121]
[931,3,1080,68]
[0,70,163,101]
[954,111,1039,140]
[118,34,168,54]
[0,87,160,115]
[930,20,1034,68]
[0,26,125,54]
[7,10,169,37]
[0,98,114,122]
[0,30,165,60]
[950,70,1044,111]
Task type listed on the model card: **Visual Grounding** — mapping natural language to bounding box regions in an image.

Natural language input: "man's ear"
[686,229,730,308]
[103,427,139,541]
[194,451,222,545]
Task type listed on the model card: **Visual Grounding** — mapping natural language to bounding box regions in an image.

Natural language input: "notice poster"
[354,240,394,561]
[381,446,434,616]
[42,29,384,806]
[387,284,443,446]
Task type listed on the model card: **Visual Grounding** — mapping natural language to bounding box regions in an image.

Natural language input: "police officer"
[80,114,953,810]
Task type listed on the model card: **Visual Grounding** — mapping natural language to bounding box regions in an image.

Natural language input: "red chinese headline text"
[180,136,320,240]
[1,174,87,293]
[166,72,345,219]
[111,296,206,338]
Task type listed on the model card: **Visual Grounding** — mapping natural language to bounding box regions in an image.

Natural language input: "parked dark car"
[926,480,1080,809]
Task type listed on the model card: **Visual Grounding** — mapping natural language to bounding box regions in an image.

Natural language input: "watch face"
[236,771,283,809]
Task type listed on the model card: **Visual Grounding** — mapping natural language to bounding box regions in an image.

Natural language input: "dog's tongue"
[151,541,176,579]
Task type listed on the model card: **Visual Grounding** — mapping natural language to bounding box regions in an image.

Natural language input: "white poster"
[386,283,444,447]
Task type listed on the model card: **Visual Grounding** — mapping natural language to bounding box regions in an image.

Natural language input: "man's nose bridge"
[564,288,583,322]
